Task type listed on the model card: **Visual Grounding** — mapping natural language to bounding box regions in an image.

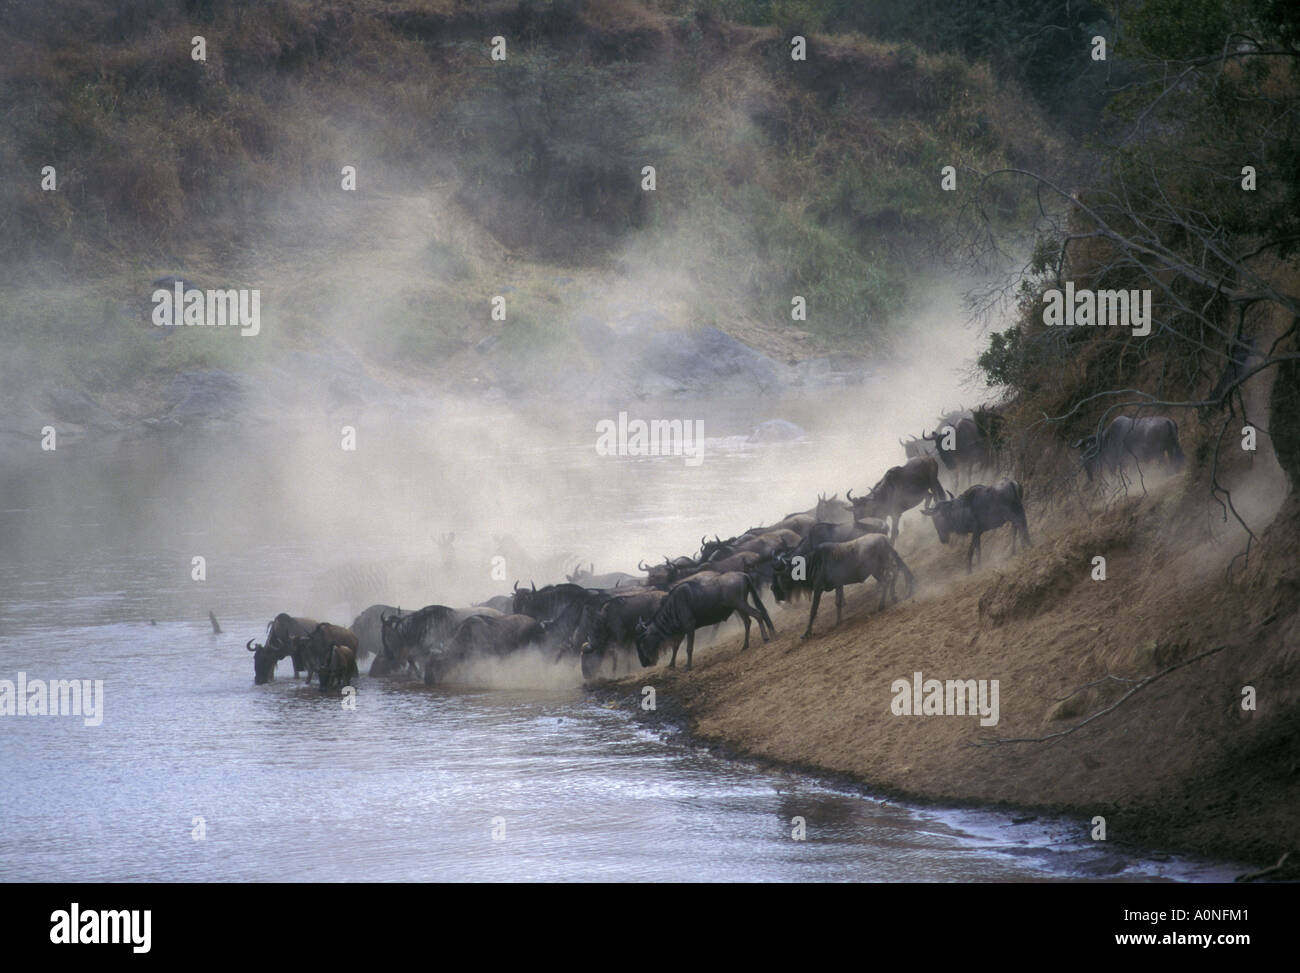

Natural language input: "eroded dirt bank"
[599,481,1300,872]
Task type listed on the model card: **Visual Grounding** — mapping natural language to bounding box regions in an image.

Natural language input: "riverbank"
[597,483,1300,874]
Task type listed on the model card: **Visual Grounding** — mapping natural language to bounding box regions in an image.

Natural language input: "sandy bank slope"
[608,484,1300,869]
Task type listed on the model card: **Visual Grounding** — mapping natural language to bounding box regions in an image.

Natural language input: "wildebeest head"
[769,552,798,603]
[919,497,956,544]
[510,579,539,616]
[247,639,279,684]
[921,428,957,470]
[379,611,406,661]
[633,617,662,668]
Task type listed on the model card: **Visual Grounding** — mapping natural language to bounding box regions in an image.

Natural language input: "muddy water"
[0,398,1241,881]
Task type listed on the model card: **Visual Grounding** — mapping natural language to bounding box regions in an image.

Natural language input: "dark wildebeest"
[290,622,360,682]
[424,613,548,686]
[847,456,947,542]
[920,479,1031,573]
[801,534,915,638]
[246,613,319,684]
[318,645,358,692]
[634,572,775,671]
[511,581,608,659]
[577,588,668,681]
[380,606,500,679]
[703,529,802,561]
[923,415,992,490]
[1071,416,1184,484]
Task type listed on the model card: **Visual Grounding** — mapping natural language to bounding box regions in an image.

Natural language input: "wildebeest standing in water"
[577,588,667,681]
[801,533,915,638]
[246,613,319,684]
[319,645,358,691]
[291,622,361,683]
[920,479,1031,573]
[1072,415,1184,485]
[634,571,774,671]
[424,613,548,686]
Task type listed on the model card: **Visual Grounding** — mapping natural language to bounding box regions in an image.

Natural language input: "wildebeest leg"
[803,587,823,638]
[967,532,980,573]
[878,570,892,610]
[668,639,679,669]
[835,585,845,626]
[685,631,695,670]
[740,612,751,650]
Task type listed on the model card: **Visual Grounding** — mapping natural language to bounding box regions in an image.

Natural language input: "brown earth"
[599,475,1300,872]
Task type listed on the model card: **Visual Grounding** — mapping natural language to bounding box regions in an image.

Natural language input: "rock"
[42,386,122,432]
[162,369,254,425]
[637,327,784,395]
[748,419,807,443]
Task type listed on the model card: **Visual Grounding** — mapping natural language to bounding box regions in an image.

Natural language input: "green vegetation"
[0,0,1055,387]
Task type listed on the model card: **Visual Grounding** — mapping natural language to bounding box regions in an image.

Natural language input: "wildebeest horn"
[846,488,855,501]
[246,639,257,652]
[638,559,649,571]
[945,489,954,500]
[513,580,520,593]
[531,580,536,592]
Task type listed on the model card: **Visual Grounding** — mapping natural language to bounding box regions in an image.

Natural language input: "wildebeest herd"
[245,408,1185,692]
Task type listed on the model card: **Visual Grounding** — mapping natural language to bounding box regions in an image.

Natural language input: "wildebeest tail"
[743,573,775,631]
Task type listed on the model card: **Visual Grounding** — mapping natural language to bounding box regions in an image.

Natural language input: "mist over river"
[0,385,1243,882]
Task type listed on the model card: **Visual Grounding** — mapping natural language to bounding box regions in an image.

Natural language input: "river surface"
[0,395,1243,881]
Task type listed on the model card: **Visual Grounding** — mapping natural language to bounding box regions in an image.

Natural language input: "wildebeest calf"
[319,645,358,692]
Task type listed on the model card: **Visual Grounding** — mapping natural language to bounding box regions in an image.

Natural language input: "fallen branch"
[974,643,1229,746]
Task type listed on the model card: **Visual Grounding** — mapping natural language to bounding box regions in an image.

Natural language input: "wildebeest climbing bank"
[2,0,1298,895]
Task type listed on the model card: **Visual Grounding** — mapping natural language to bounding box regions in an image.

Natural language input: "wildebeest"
[920,479,1031,573]
[349,604,404,660]
[846,456,947,542]
[577,588,668,681]
[512,581,608,657]
[923,414,992,490]
[380,606,500,678]
[814,493,854,525]
[901,433,939,462]
[1071,415,1184,484]
[246,613,319,684]
[801,534,915,638]
[424,613,548,686]
[291,622,360,682]
[318,645,358,692]
[634,571,775,671]
[703,529,801,561]
[566,564,641,589]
